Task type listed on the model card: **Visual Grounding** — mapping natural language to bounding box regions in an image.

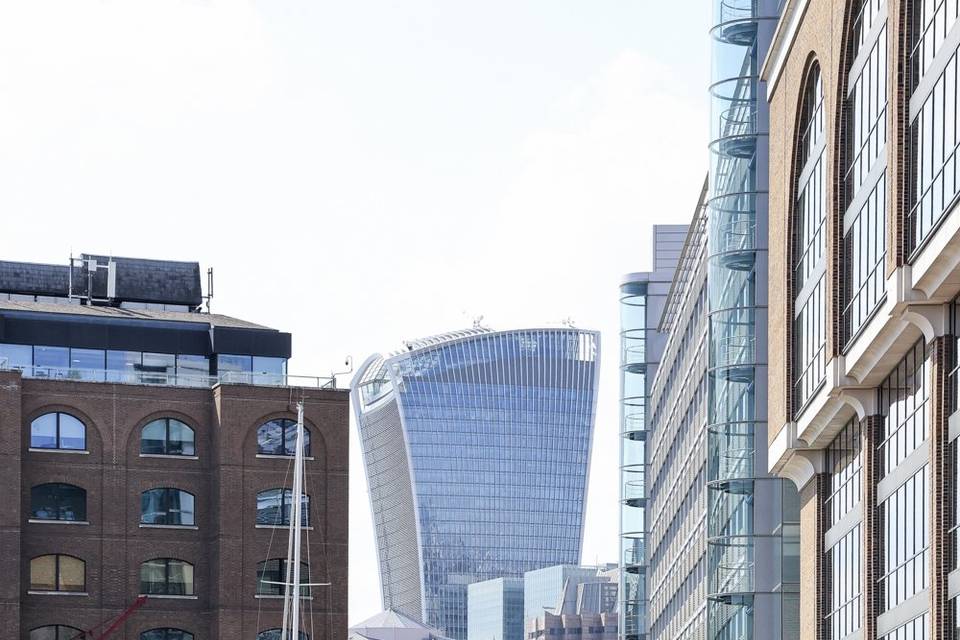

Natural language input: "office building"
[352,328,601,640]
[525,565,615,628]
[762,0,960,637]
[467,578,523,640]
[0,254,349,639]
[619,224,688,640]
[525,570,617,640]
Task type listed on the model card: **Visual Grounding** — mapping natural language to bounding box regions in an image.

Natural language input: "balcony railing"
[0,362,335,389]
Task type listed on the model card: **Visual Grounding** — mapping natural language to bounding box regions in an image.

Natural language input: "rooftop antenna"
[203,268,214,313]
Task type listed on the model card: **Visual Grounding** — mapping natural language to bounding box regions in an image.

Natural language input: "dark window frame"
[139,558,195,596]
[140,418,196,456]
[30,483,87,522]
[30,412,86,451]
[29,554,86,593]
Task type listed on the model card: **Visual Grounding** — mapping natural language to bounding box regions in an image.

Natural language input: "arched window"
[140,558,194,596]
[140,629,195,640]
[256,559,310,596]
[30,554,85,592]
[793,63,827,415]
[30,626,85,640]
[257,488,310,527]
[257,418,310,457]
[141,418,195,456]
[141,488,195,526]
[31,483,87,522]
[30,412,85,450]
[257,631,309,640]
[842,0,888,343]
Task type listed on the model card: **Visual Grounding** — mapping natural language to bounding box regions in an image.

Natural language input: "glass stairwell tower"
[706,1,800,638]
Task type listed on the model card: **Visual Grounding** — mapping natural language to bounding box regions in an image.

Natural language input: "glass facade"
[708,0,800,637]
[827,525,861,639]
[881,613,930,640]
[620,279,647,640]
[878,340,929,476]
[881,466,929,611]
[467,577,524,640]
[352,328,600,640]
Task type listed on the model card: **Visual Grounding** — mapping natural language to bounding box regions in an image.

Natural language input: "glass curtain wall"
[620,279,648,640]
[707,0,800,638]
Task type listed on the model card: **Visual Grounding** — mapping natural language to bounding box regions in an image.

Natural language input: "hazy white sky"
[0,0,709,624]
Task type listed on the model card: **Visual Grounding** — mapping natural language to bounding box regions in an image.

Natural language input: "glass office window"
[846,19,887,196]
[30,555,85,592]
[69,348,105,381]
[911,0,960,85]
[828,525,861,638]
[141,418,195,456]
[257,631,309,640]
[826,419,862,525]
[30,627,85,640]
[31,483,86,522]
[30,412,86,450]
[33,345,69,373]
[0,343,31,369]
[140,488,195,526]
[176,354,209,385]
[879,340,929,475]
[881,613,930,640]
[140,558,194,596]
[106,350,141,382]
[257,419,310,457]
[256,488,310,527]
[140,630,194,640]
[218,354,252,373]
[794,65,827,414]
[141,353,176,384]
[253,356,286,384]
[881,466,929,610]
[844,175,887,342]
[909,49,960,252]
[256,559,310,596]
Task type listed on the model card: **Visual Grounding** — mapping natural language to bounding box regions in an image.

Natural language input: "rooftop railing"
[0,362,336,389]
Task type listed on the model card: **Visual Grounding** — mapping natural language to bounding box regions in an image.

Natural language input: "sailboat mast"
[290,402,306,640]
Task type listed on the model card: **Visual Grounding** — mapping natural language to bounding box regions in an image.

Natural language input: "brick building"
[0,255,349,640]
[764,0,960,638]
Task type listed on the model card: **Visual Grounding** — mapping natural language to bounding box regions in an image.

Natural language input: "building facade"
[467,577,523,640]
[763,0,960,638]
[619,224,688,640]
[525,570,617,640]
[0,255,349,640]
[707,0,801,636]
[642,201,709,640]
[351,328,601,640]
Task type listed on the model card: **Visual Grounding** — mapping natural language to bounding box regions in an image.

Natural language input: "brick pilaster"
[816,473,832,640]
[862,414,884,640]
[930,336,955,639]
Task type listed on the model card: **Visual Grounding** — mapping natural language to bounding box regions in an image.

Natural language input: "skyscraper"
[352,328,600,640]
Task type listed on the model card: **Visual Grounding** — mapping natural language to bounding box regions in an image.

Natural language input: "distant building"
[524,565,615,626]
[0,254,349,640]
[352,328,601,639]
[349,610,453,640]
[525,569,618,640]
[467,577,523,640]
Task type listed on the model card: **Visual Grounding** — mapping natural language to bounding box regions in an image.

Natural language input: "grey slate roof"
[0,299,270,330]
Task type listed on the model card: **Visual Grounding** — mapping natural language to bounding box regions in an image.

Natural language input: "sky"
[0,0,710,625]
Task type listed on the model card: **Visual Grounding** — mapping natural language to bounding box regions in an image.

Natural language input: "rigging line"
[256,449,295,637]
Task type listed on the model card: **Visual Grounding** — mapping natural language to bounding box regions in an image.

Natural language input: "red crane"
[68,595,148,639]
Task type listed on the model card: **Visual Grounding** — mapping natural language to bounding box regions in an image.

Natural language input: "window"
[878,340,929,475]
[30,626,85,640]
[257,489,310,527]
[141,418,196,456]
[30,554,85,592]
[826,419,862,525]
[257,419,310,457]
[31,483,87,522]
[140,629,195,640]
[140,558,195,596]
[257,631,309,640]
[793,64,827,414]
[881,466,929,610]
[827,525,861,639]
[30,412,86,450]
[141,488,195,526]
[0,343,31,370]
[257,559,310,596]
[881,613,930,640]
